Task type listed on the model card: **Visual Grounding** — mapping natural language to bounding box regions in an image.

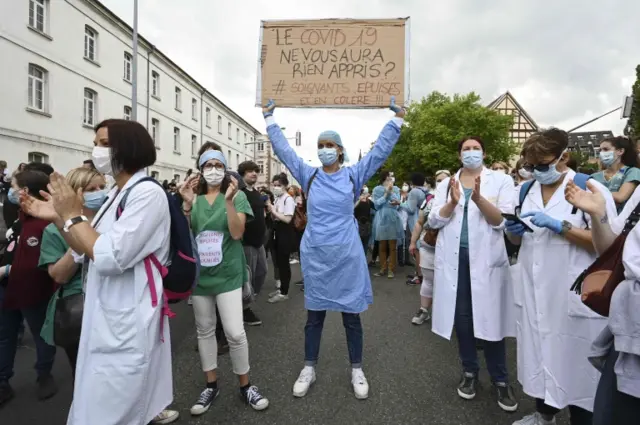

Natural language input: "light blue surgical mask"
[461,150,483,169]
[318,148,338,166]
[7,188,19,205]
[533,157,564,185]
[599,151,616,167]
[83,189,108,210]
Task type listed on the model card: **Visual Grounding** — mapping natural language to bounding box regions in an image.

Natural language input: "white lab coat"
[514,170,617,411]
[428,167,516,341]
[67,171,173,425]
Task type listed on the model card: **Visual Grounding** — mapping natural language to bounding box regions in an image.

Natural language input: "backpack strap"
[116,177,161,219]
[306,169,357,202]
[572,173,592,226]
[518,180,535,208]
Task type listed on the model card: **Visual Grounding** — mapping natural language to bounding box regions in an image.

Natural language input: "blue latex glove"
[389,96,401,113]
[263,99,275,118]
[520,211,562,234]
[505,220,526,236]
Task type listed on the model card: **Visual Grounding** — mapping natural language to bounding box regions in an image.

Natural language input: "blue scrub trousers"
[304,310,363,368]
[454,248,508,383]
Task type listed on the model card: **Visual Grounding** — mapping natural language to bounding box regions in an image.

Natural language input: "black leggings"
[273,222,294,296]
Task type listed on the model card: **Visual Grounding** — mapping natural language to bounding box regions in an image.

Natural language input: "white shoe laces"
[352,370,367,385]
[297,369,314,383]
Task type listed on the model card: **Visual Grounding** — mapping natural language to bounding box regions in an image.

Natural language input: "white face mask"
[92,146,113,175]
[273,187,284,197]
[518,168,532,180]
[203,168,225,186]
[402,185,409,192]
[363,186,369,194]
[493,169,506,174]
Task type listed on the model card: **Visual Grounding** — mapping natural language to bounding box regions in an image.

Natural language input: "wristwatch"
[63,215,88,233]
[560,220,573,235]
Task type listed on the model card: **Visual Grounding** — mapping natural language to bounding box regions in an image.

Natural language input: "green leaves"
[624,64,640,139]
[370,91,518,185]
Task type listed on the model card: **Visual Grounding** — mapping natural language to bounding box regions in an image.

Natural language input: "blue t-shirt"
[459,188,473,249]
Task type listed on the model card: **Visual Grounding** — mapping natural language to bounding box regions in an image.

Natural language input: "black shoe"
[457,372,477,400]
[242,385,269,411]
[406,276,422,286]
[190,387,219,416]
[243,308,262,326]
[494,382,518,412]
[36,374,58,401]
[0,381,15,406]
[294,281,304,286]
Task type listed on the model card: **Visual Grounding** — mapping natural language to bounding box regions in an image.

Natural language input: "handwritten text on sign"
[258,19,407,108]
[196,230,223,268]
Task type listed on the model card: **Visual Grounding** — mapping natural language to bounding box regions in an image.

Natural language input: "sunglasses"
[522,157,559,173]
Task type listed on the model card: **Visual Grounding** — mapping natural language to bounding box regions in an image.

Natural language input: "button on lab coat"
[428,167,516,341]
[513,170,617,411]
[67,171,173,425]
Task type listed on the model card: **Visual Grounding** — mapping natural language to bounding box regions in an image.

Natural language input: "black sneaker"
[243,308,262,326]
[406,276,422,286]
[294,280,304,286]
[494,382,518,412]
[242,385,269,411]
[190,387,219,416]
[0,381,15,406]
[457,372,477,400]
[36,374,58,401]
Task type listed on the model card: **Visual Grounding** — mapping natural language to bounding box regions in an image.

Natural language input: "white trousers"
[420,268,434,298]
[192,288,250,375]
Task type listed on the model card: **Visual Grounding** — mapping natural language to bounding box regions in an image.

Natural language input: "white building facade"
[0,0,269,182]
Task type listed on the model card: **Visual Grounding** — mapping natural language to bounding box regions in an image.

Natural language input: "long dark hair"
[601,136,639,168]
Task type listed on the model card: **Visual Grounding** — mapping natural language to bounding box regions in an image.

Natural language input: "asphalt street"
[0,263,573,425]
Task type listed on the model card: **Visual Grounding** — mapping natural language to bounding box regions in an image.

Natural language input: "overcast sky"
[103,0,639,165]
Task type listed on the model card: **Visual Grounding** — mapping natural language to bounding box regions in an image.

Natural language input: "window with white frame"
[236,128,240,144]
[173,127,180,152]
[257,142,264,151]
[236,154,240,167]
[206,107,211,127]
[191,135,197,157]
[151,71,160,97]
[28,0,47,33]
[123,52,132,82]
[28,151,49,164]
[151,171,159,180]
[83,88,97,126]
[151,118,159,146]
[174,87,181,110]
[227,123,232,139]
[192,98,197,121]
[257,161,264,174]
[27,64,47,112]
[173,174,180,183]
[217,115,222,133]
[244,133,247,146]
[123,105,132,120]
[84,26,98,62]
[227,150,232,168]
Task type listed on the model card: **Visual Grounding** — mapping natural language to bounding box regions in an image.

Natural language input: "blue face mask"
[599,151,616,167]
[318,148,338,166]
[7,188,19,205]
[83,189,108,210]
[533,157,564,185]
[461,150,483,169]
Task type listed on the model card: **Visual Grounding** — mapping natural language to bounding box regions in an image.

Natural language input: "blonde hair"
[65,167,103,192]
[491,161,509,171]
[435,170,451,178]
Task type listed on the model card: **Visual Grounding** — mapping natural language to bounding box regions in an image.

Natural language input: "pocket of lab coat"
[89,302,145,368]
[567,291,605,320]
[510,262,523,307]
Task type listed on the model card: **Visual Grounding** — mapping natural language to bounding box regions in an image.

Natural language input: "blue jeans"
[0,286,56,382]
[304,310,363,368]
[454,248,508,383]
[593,350,639,425]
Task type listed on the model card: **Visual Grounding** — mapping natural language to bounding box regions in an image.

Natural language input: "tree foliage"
[624,64,640,139]
[369,91,518,186]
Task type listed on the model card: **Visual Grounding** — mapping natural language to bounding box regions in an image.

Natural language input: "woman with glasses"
[428,136,518,412]
[505,128,617,425]
[591,136,640,213]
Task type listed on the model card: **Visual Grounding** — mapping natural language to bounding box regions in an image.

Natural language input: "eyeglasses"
[522,158,558,173]
[202,163,225,171]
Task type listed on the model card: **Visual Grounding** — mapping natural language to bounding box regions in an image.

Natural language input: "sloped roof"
[487,91,539,131]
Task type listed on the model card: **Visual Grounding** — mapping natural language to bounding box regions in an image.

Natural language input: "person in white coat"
[21,119,177,425]
[428,136,518,412]
[505,128,616,425]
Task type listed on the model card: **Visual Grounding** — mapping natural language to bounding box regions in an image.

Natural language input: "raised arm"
[352,98,406,189]
[263,100,314,190]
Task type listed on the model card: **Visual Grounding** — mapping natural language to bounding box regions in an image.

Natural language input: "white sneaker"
[151,409,179,424]
[293,366,316,397]
[268,292,289,303]
[187,296,193,305]
[351,368,369,399]
[512,412,556,425]
[268,281,282,298]
[411,308,431,325]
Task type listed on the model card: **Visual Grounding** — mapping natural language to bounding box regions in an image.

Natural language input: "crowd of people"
[0,98,639,424]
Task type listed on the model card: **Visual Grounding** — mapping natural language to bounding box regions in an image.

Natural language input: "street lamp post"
[131,0,139,121]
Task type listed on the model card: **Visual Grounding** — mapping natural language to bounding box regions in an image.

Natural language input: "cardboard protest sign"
[255,18,409,109]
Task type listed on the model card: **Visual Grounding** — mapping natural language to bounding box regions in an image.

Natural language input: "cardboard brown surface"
[256,18,408,109]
